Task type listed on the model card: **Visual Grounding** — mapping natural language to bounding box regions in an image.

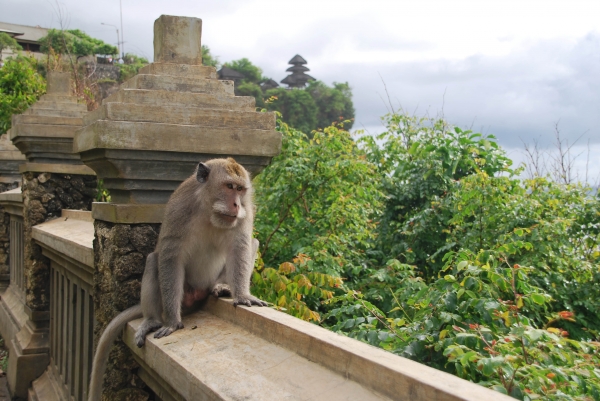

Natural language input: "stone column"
[7,71,97,398]
[75,14,281,400]
[0,132,25,287]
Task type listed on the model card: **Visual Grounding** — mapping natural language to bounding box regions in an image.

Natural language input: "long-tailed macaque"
[88,158,266,401]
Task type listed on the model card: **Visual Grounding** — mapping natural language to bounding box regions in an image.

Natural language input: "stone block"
[38,94,77,104]
[121,73,235,95]
[12,114,83,126]
[139,62,217,79]
[25,101,86,112]
[103,89,255,111]
[84,102,275,129]
[154,15,202,65]
[46,71,70,95]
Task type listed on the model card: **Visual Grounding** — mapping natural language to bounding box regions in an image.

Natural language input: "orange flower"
[558,311,575,319]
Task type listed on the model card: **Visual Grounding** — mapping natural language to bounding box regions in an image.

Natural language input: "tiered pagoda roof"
[281,54,315,89]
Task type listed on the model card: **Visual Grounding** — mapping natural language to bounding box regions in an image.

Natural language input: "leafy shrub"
[252,111,600,400]
[0,55,46,135]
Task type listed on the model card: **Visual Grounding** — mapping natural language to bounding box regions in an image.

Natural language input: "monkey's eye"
[226,183,233,189]
[237,186,243,191]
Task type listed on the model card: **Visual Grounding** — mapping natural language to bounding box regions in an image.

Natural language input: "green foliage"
[324,249,600,400]
[306,80,355,130]
[254,118,383,282]
[262,89,318,134]
[360,113,512,275]
[265,81,355,133]
[253,110,600,400]
[236,81,264,108]
[202,45,219,68]
[216,54,355,132]
[0,56,46,135]
[251,252,342,322]
[116,53,149,83]
[0,32,22,58]
[39,29,117,58]
[225,58,264,84]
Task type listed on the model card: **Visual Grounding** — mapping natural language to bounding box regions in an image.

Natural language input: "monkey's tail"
[88,304,143,401]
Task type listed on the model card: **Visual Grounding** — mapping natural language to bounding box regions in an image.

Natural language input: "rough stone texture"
[88,64,121,82]
[154,15,202,65]
[93,220,160,400]
[22,172,97,311]
[46,71,70,94]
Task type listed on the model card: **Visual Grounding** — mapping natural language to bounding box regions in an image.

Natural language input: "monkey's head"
[196,158,252,229]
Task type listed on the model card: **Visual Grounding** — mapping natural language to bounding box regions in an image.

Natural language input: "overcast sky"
[3,0,600,183]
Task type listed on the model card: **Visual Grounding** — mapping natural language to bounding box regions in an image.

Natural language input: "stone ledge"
[31,210,94,268]
[103,89,256,110]
[84,103,275,129]
[74,120,282,156]
[139,63,217,79]
[0,188,22,204]
[125,297,513,401]
[122,74,235,95]
[18,163,96,175]
[92,203,165,223]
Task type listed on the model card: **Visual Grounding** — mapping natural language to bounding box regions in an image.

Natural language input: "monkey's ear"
[196,163,211,183]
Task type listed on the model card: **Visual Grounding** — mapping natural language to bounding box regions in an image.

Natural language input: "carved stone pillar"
[5,71,96,398]
[75,14,281,400]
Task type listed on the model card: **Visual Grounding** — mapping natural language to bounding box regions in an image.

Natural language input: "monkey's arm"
[227,237,267,307]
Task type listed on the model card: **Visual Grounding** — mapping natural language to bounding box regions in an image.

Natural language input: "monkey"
[88,158,267,401]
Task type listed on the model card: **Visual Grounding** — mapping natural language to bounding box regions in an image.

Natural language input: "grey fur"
[88,158,266,401]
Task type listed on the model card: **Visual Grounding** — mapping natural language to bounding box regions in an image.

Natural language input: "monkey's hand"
[153,322,184,339]
[233,294,268,307]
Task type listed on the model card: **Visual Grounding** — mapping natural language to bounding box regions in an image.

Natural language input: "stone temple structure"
[281,54,315,89]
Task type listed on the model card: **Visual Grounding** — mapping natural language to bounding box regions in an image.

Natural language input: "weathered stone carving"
[74,15,281,208]
[10,71,88,165]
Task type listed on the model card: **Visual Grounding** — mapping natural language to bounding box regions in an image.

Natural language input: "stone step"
[85,102,274,130]
[29,102,87,112]
[103,89,255,111]
[138,62,217,79]
[11,123,79,139]
[13,115,83,126]
[38,94,78,103]
[23,108,86,118]
[121,74,234,95]
[75,120,281,157]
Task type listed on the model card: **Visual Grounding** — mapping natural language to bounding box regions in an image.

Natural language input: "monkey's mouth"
[219,213,237,220]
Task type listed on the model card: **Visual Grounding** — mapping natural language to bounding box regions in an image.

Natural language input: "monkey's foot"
[211,283,232,298]
[154,322,184,339]
[233,294,268,307]
[135,319,162,347]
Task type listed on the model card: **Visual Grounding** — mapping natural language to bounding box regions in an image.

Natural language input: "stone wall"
[94,220,160,400]
[23,172,97,310]
[88,64,121,82]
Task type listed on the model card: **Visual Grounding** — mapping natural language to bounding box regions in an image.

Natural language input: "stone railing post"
[0,133,25,288]
[5,71,97,398]
[74,14,281,399]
